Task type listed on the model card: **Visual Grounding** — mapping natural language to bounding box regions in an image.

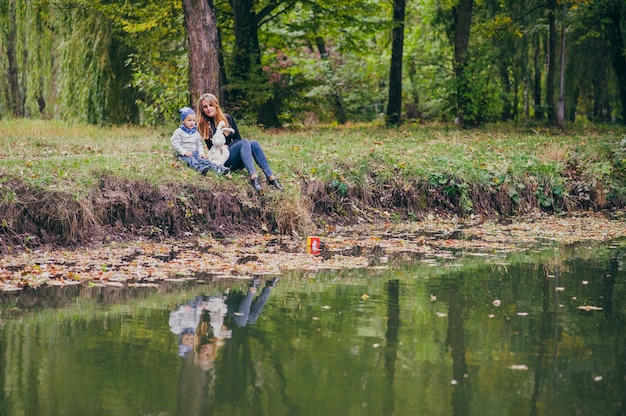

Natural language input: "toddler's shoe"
[217,166,231,175]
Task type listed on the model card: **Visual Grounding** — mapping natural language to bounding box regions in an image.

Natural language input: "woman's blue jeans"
[225,140,273,178]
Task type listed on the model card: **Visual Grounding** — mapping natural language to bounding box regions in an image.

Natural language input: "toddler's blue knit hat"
[179,106,195,121]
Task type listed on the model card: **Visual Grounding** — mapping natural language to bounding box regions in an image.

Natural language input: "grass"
[1,118,625,247]
[1,118,624,192]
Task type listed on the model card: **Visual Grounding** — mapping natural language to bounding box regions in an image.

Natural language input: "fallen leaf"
[578,305,602,311]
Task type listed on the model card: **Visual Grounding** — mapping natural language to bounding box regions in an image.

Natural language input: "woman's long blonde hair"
[197,93,229,140]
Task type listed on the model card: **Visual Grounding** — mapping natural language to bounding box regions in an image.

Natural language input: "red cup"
[307,236,321,255]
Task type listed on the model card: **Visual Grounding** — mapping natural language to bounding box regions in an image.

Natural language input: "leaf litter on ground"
[1,211,626,292]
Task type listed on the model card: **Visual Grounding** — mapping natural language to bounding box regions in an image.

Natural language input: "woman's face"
[201,100,217,118]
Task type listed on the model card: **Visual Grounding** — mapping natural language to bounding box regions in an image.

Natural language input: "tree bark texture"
[386,0,406,126]
[182,0,220,107]
[452,0,474,127]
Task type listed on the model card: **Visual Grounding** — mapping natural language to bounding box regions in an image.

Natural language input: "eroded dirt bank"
[1,170,622,256]
[1,210,625,292]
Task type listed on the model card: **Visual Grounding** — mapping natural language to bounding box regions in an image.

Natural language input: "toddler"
[171,107,230,176]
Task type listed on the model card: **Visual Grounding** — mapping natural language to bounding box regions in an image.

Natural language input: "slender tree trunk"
[557,0,566,128]
[604,1,626,124]
[533,33,543,120]
[452,0,474,128]
[499,56,512,121]
[385,0,406,126]
[547,0,557,124]
[181,0,220,107]
[6,0,22,117]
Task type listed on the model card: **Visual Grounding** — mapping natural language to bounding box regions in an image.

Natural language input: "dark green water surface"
[1,243,625,416]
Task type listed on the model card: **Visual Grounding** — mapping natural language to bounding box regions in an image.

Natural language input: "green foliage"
[0,0,624,127]
[127,53,189,125]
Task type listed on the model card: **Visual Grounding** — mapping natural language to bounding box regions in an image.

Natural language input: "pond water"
[1,243,625,416]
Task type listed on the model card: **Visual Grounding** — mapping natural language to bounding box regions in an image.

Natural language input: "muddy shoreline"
[1,210,625,293]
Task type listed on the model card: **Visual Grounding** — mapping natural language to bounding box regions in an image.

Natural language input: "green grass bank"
[1,119,625,252]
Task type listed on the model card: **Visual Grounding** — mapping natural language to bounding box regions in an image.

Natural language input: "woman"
[196,93,283,192]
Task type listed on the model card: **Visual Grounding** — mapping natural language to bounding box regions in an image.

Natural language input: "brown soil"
[0,173,623,255]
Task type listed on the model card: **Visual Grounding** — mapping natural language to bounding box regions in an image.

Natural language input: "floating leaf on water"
[509,364,528,371]
[578,305,603,311]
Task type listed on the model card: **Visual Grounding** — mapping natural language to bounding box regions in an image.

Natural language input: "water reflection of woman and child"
[169,277,279,370]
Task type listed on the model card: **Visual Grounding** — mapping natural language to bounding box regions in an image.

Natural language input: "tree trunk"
[557,0,566,128]
[547,0,557,124]
[604,1,626,124]
[182,0,220,107]
[385,0,406,126]
[6,0,22,117]
[499,56,512,121]
[452,0,474,128]
[229,0,282,127]
[533,33,543,120]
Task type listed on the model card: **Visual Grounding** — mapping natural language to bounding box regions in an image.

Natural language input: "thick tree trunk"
[229,0,281,127]
[605,2,626,124]
[385,0,406,126]
[452,0,474,128]
[547,0,557,124]
[181,0,220,107]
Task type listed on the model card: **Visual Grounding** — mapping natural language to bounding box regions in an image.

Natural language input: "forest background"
[1,0,625,128]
